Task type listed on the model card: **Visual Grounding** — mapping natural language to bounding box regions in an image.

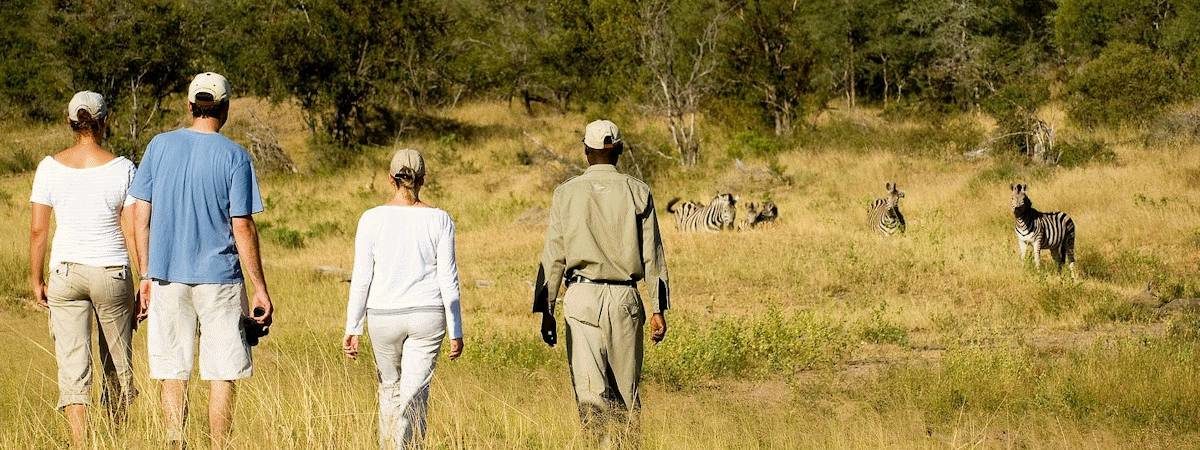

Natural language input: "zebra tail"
[666,197,682,214]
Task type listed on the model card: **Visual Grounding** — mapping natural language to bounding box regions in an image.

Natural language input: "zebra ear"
[885,182,893,192]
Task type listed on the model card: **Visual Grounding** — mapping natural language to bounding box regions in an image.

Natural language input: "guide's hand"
[448,338,464,360]
[650,313,667,344]
[137,279,152,321]
[343,335,360,360]
[540,313,557,347]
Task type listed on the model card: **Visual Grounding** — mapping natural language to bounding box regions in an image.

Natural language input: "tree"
[52,0,196,156]
[1066,42,1181,127]
[252,0,457,146]
[639,0,725,166]
[0,0,65,121]
[724,0,829,135]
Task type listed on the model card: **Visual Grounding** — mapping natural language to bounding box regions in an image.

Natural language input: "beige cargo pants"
[563,283,645,446]
[46,263,137,410]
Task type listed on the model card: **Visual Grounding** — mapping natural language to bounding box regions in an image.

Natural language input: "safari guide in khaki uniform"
[534,119,670,447]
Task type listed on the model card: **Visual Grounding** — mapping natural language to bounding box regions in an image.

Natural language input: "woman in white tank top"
[28,91,138,447]
[342,148,464,449]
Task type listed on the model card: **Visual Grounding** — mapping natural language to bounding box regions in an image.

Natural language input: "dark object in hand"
[243,307,271,346]
[540,313,557,347]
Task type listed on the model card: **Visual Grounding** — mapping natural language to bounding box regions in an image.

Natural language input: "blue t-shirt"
[129,128,264,283]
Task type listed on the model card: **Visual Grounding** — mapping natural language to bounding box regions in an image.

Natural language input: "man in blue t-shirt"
[129,72,274,449]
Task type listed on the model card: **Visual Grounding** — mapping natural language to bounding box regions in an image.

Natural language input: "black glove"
[540,312,557,347]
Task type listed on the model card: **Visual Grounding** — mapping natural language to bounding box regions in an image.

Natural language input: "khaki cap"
[583,119,621,149]
[68,91,106,121]
[188,72,231,103]
[389,148,426,179]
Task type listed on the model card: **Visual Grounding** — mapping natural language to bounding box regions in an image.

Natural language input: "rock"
[474,279,495,289]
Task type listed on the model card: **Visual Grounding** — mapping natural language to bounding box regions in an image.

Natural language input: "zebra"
[867,182,906,235]
[1011,183,1077,279]
[742,201,779,230]
[666,193,737,232]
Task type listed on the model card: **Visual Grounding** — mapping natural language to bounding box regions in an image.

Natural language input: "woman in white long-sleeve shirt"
[342,148,464,449]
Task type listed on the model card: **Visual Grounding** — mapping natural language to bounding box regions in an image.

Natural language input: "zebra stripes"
[745,201,779,229]
[666,193,737,232]
[1011,183,1077,278]
[868,182,906,235]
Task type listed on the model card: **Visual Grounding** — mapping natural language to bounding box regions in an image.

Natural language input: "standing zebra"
[666,193,737,232]
[1011,183,1077,278]
[867,182,906,235]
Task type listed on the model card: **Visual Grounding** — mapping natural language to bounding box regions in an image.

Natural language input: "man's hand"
[448,338,464,360]
[540,313,557,347]
[650,313,667,344]
[251,291,273,326]
[137,279,152,321]
[342,335,360,359]
[30,281,48,308]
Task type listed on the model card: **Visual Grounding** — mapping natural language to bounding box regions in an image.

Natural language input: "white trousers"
[367,310,445,449]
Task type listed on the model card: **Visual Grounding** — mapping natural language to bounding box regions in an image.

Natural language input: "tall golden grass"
[1,100,1199,448]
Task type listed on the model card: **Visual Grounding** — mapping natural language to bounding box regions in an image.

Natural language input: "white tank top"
[29,156,136,267]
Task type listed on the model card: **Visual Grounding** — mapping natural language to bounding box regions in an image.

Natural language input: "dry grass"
[1,100,1199,448]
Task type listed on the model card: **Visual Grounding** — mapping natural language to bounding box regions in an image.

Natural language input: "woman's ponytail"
[69,109,105,139]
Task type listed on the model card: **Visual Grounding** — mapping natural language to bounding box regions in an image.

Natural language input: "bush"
[259,222,306,249]
[1065,42,1182,127]
[1056,137,1116,168]
[726,131,788,160]
[981,77,1052,155]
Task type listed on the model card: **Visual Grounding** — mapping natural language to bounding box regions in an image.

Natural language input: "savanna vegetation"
[3,0,1200,448]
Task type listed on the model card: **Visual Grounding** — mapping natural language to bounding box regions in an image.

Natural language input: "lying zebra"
[666,193,737,232]
[1011,183,1077,278]
[741,201,779,230]
[867,182,906,235]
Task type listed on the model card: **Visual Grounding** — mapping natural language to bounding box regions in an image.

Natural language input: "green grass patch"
[866,339,1200,430]
[646,310,854,390]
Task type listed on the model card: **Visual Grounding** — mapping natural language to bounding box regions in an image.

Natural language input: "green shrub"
[727,131,788,160]
[259,222,307,249]
[1066,42,1182,127]
[1056,137,1116,167]
[857,304,909,345]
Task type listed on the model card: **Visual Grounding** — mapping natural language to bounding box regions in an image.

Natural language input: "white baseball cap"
[390,148,426,179]
[67,91,106,121]
[188,72,231,103]
[583,119,621,149]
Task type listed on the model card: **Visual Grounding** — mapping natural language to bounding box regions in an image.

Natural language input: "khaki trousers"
[563,283,645,446]
[46,263,137,410]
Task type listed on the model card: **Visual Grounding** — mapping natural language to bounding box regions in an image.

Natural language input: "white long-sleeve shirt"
[344,206,463,338]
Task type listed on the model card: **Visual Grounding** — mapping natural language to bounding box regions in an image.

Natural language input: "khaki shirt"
[535,164,670,313]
